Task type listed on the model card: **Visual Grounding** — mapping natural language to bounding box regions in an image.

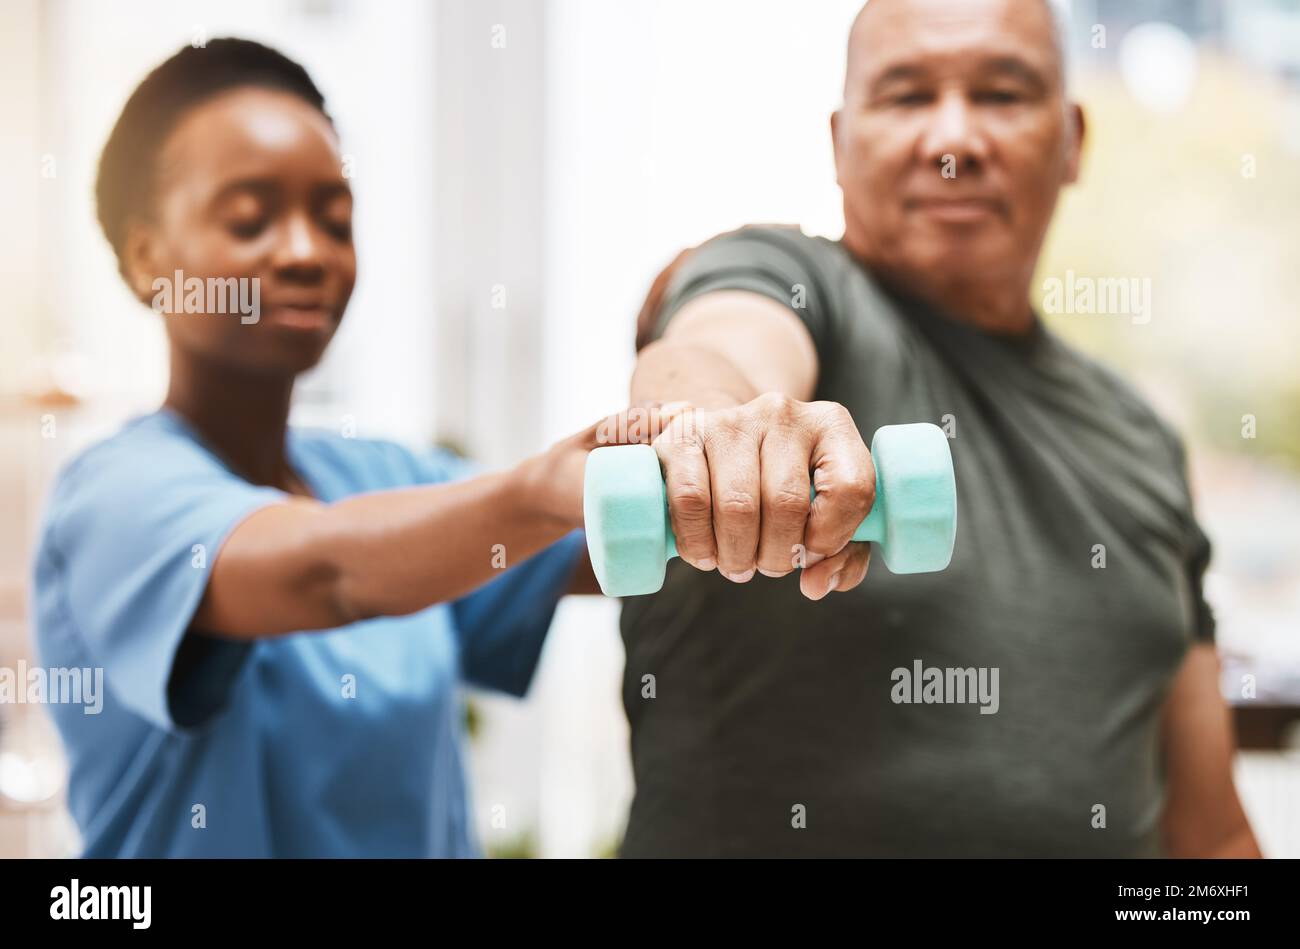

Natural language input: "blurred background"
[1,0,1297,857]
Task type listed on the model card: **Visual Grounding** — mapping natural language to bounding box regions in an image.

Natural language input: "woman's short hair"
[95,37,331,274]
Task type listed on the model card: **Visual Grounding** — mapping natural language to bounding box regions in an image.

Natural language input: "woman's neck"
[163,344,297,490]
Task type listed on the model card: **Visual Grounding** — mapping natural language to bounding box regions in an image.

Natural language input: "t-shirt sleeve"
[450,530,586,697]
[1159,426,1216,644]
[404,445,586,697]
[1184,517,1216,643]
[36,435,286,733]
[651,225,840,360]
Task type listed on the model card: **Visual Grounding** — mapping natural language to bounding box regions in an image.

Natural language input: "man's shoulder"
[691,223,847,266]
[645,222,904,357]
[661,223,860,313]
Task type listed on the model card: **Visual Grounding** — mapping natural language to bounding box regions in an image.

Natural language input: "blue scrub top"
[32,408,585,858]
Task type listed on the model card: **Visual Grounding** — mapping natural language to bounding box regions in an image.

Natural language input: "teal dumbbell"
[583,422,956,597]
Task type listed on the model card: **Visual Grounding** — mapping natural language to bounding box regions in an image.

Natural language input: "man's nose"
[917,90,990,174]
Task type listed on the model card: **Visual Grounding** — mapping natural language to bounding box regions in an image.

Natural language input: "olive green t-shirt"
[619,225,1214,857]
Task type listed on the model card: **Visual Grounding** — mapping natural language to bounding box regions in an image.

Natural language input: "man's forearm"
[631,337,761,411]
[630,290,820,409]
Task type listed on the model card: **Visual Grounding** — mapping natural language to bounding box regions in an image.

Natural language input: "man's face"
[832,0,1082,294]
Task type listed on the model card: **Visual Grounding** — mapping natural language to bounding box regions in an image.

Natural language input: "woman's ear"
[1063,103,1086,186]
[121,218,161,306]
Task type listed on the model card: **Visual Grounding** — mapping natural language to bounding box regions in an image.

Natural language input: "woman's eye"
[226,218,266,239]
[323,218,352,241]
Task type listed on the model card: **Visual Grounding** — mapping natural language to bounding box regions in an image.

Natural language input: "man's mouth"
[905,196,1006,223]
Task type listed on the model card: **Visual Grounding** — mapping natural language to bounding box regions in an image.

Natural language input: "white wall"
[36,0,438,444]
[542,0,862,443]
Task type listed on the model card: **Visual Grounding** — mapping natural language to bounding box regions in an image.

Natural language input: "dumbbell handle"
[661,481,888,559]
[584,423,954,596]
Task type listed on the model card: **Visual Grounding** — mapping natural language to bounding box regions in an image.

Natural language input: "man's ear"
[121,218,161,306]
[830,109,843,186]
[1063,103,1086,186]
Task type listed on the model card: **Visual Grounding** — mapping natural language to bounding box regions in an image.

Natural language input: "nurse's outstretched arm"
[191,409,665,639]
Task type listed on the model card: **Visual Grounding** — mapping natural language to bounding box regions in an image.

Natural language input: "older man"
[620,0,1260,857]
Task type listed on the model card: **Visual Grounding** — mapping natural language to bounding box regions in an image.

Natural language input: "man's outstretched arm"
[630,286,872,600]
[632,289,820,409]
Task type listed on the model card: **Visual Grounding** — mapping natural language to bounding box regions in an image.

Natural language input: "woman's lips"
[264,302,334,330]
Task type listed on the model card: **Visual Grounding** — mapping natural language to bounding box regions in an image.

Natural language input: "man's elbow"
[1164,808,1263,858]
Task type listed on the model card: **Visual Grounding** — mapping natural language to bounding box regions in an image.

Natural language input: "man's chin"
[871,245,1023,300]
[907,234,1018,272]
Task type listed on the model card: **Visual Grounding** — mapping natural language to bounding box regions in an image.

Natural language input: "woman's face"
[125,86,356,376]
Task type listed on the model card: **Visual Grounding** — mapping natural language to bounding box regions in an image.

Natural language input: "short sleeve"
[1159,425,1216,643]
[451,530,586,696]
[404,444,481,485]
[653,225,838,358]
[1184,517,1216,643]
[34,428,285,732]
[401,444,586,696]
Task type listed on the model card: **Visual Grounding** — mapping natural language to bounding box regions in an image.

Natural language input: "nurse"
[32,38,620,857]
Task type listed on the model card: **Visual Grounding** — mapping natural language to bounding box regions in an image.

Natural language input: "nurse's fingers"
[589,402,695,449]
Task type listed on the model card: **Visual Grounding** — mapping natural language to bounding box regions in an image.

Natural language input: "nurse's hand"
[515,402,692,530]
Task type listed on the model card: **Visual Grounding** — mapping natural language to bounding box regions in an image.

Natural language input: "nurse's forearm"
[194,446,585,640]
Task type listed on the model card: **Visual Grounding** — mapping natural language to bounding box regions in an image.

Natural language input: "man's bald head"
[829,0,1086,332]
[845,0,1072,102]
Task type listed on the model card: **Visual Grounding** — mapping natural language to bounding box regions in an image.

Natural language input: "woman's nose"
[273,213,327,275]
